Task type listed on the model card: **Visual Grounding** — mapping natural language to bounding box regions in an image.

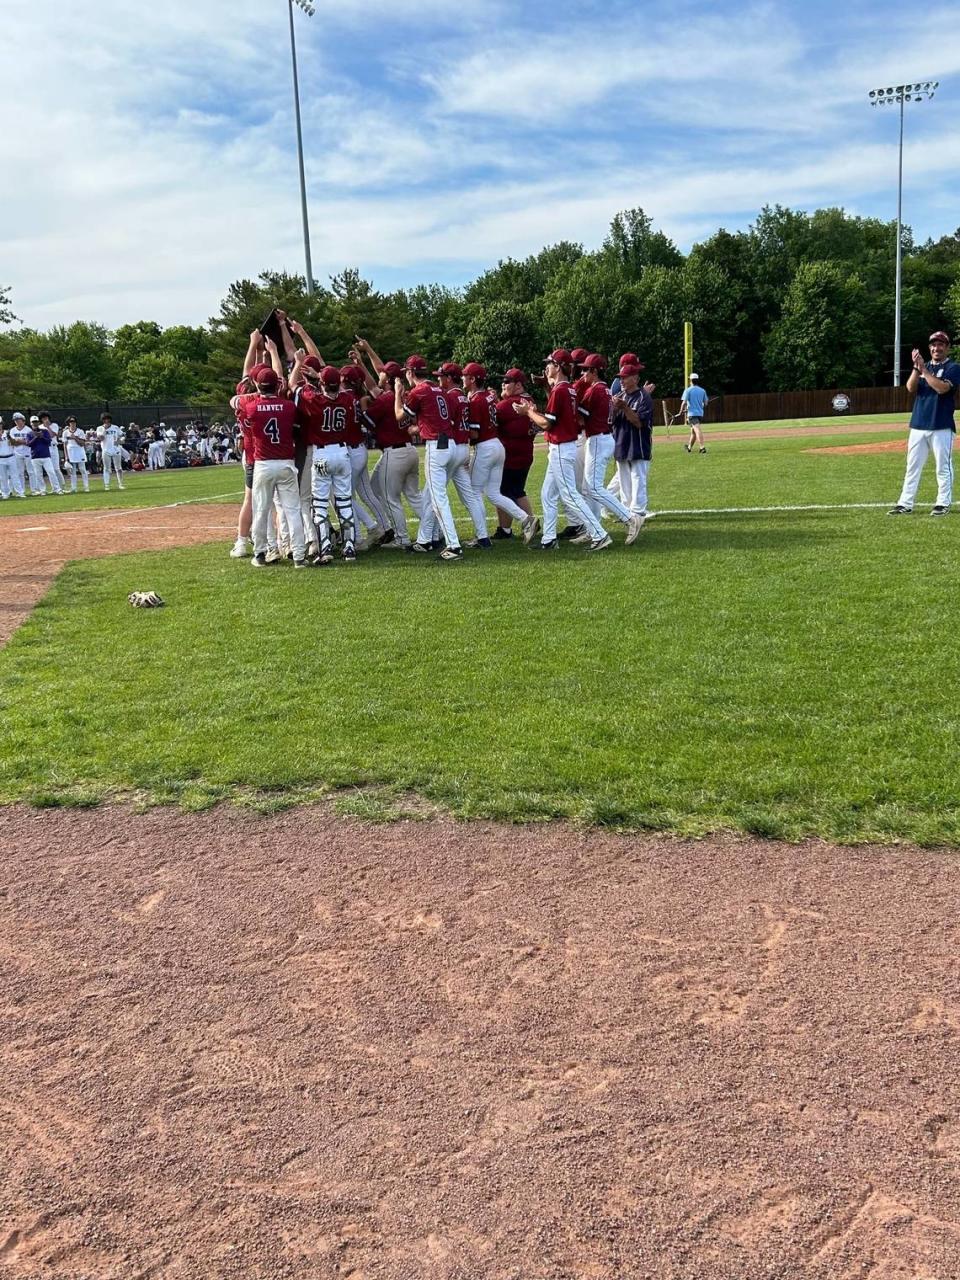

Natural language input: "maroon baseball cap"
[545,348,573,365]
[570,347,588,364]
[302,355,322,372]
[929,331,950,344]
[582,353,607,371]
[462,361,487,379]
[340,365,365,384]
[256,368,279,389]
[382,361,404,378]
[235,378,251,395]
[434,361,462,378]
[503,368,526,383]
[618,363,642,379]
[320,365,342,386]
[250,362,272,381]
[405,354,428,372]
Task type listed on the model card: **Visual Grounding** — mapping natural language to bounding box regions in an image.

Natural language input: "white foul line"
[646,501,901,517]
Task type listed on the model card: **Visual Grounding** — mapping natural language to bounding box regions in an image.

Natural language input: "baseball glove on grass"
[128,591,165,608]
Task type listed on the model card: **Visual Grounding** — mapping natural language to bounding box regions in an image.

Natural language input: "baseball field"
[3,415,960,1278]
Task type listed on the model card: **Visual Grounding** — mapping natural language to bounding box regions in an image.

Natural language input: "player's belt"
[383,442,410,450]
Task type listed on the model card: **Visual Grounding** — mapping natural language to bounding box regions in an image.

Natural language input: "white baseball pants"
[50,451,66,491]
[349,444,390,533]
[417,440,462,549]
[30,457,62,493]
[252,460,304,560]
[102,451,124,488]
[13,453,31,493]
[451,442,488,539]
[311,443,355,554]
[67,458,90,492]
[897,428,954,509]
[26,458,46,494]
[616,459,650,516]
[469,437,527,523]
[0,456,20,497]
[582,433,630,522]
[371,444,421,544]
[541,441,605,542]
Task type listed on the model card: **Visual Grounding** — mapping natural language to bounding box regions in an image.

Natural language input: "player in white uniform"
[97,414,126,490]
[0,418,23,498]
[38,413,67,491]
[10,414,35,494]
[62,416,90,492]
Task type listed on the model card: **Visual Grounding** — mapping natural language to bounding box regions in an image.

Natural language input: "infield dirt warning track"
[1,805,959,1279]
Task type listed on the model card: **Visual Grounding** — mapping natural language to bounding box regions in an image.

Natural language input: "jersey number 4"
[263,417,280,445]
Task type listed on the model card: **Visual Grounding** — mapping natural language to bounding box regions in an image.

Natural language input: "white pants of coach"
[371,444,421,544]
[616,459,650,516]
[582,433,630,523]
[542,441,605,542]
[348,444,390,534]
[417,440,462,549]
[102,450,124,488]
[0,455,20,497]
[897,428,954,510]
[31,457,63,493]
[311,443,355,553]
[470,437,527,524]
[252,459,304,560]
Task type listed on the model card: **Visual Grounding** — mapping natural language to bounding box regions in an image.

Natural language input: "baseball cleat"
[589,534,613,551]
[931,505,950,516]
[406,542,431,554]
[539,538,559,551]
[493,527,514,540]
[264,549,282,564]
[559,525,583,541]
[343,546,357,562]
[293,558,307,569]
[466,537,493,549]
[570,530,593,545]
[439,546,464,561]
[699,448,707,454]
[250,553,267,568]
[684,444,692,453]
[887,505,912,515]
[229,537,250,559]
[521,515,541,544]
[625,515,645,545]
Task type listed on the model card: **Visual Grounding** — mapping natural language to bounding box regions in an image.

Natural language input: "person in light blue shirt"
[681,373,709,455]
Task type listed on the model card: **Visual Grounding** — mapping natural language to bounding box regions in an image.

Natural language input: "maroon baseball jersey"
[404,380,451,442]
[579,381,612,436]
[240,394,298,461]
[468,389,498,444]
[573,374,589,406]
[443,387,469,445]
[496,395,535,469]
[365,391,408,449]
[343,391,365,448]
[295,386,353,446]
[543,380,580,445]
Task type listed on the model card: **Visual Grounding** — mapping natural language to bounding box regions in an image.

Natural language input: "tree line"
[2,204,959,411]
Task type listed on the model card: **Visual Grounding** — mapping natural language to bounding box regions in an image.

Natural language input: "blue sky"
[4,0,960,329]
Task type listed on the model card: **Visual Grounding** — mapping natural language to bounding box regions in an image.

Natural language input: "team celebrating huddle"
[230,314,669,566]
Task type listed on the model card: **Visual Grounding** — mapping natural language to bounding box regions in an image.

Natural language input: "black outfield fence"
[0,403,223,430]
[659,384,920,424]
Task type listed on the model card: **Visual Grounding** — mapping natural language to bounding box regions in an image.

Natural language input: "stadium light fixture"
[869,79,938,385]
[288,0,315,296]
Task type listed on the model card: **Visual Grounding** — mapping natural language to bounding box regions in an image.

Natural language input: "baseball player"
[38,413,67,491]
[681,373,709,454]
[427,361,489,548]
[97,414,125,490]
[577,354,641,541]
[341,363,392,547]
[365,360,422,547]
[515,350,610,551]
[494,369,538,538]
[611,362,654,538]
[462,361,540,543]
[0,418,23,498]
[292,359,358,565]
[890,330,960,516]
[62,417,90,492]
[229,376,256,558]
[10,414,35,494]
[238,364,306,568]
[399,355,464,560]
[28,417,64,494]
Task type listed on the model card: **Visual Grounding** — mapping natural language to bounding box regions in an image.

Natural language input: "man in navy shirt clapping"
[890,331,960,516]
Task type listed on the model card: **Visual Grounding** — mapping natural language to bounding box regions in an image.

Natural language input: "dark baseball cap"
[382,361,404,378]
[340,365,365,384]
[302,355,322,372]
[929,331,950,344]
[503,368,526,383]
[462,362,487,379]
[405,354,429,372]
[619,363,642,378]
[320,365,342,386]
[256,368,279,389]
[545,348,573,365]
[582,353,607,371]
[434,361,462,378]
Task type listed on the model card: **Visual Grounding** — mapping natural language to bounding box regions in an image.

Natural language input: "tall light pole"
[288,0,315,296]
[869,80,938,386]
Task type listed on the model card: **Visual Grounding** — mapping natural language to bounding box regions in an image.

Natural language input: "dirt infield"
[667,421,907,444]
[2,804,959,1279]
[806,440,908,456]
[0,505,235,645]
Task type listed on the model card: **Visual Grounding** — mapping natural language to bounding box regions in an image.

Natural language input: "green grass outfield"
[3,417,960,846]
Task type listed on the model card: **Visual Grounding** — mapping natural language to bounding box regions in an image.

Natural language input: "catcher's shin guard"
[334,498,356,553]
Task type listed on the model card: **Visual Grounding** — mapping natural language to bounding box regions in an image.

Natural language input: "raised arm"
[243,328,261,376]
[288,318,322,362]
[356,337,386,375]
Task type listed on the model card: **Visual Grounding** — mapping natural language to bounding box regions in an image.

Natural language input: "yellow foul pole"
[683,321,693,388]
